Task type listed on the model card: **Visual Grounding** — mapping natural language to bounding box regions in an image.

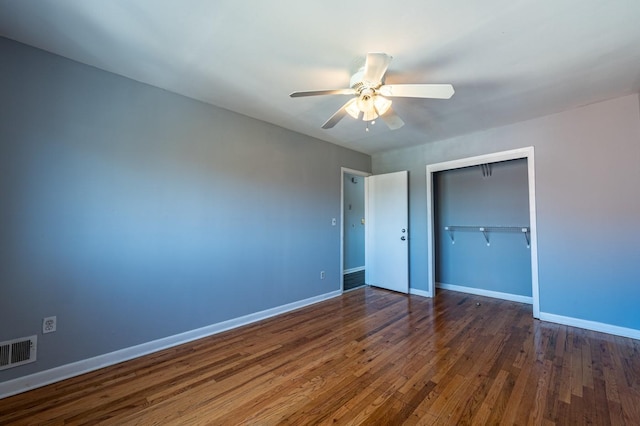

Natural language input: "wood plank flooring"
[1,287,639,425]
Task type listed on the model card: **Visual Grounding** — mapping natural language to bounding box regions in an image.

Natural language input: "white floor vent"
[0,335,37,371]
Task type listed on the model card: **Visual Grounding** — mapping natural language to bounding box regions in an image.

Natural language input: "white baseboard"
[409,288,432,298]
[343,266,365,274]
[435,283,640,340]
[436,282,533,305]
[0,290,341,400]
[539,312,640,341]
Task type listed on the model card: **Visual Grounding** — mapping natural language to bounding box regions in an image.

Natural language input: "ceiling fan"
[290,52,454,130]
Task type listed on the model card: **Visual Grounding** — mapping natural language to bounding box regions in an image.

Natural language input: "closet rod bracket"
[479,227,490,246]
[444,226,455,244]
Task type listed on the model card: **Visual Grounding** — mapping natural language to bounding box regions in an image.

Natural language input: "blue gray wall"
[0,38,370,381]
[373,93,640,331]
[435,159,532,296]
[343,173,365,271]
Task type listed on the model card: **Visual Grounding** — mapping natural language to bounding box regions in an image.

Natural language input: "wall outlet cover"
[43,316,57,334]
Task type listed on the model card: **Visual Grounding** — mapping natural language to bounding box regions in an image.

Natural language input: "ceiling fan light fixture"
[345,100,361,119]
[356,89,374,113]
[362,109,378,122]
[373,95,392,116]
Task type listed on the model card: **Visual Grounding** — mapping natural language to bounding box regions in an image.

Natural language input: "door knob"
[401,236,406,241]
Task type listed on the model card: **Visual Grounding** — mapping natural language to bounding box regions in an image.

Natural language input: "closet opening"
[426,147,540,318]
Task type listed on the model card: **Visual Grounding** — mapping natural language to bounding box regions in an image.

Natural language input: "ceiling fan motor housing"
[350,67,383,93]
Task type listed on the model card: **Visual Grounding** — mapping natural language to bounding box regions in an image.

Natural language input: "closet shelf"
[444,225,530,248]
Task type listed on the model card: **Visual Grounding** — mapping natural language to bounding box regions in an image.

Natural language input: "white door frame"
[426,147,540,318]
[340,167,371,292]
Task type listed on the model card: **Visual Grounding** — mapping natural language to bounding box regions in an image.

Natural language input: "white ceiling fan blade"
[363,53,392,86]
[322,98,357,129]
[290,88,356,97]
[379,107,405,130]
[379,84,455,99]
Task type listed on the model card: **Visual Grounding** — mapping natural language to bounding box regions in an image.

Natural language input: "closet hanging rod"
[444,226,530,248]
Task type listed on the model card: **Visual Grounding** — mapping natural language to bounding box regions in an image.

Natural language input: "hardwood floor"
[1,287,639,425]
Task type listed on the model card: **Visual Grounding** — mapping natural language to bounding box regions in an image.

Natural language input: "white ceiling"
[1,0,639,154]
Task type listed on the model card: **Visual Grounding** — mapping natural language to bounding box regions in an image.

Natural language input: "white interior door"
[365,171,409,293]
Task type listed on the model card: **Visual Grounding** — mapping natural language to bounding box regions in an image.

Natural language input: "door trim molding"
[425,147,540,318]
[340,167,371,293]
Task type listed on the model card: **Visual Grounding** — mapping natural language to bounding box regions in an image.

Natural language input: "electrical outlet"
[43,316,57,334]
[320,271,325,280]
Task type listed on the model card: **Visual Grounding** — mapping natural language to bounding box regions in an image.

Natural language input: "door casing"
[340,168,410,294]
[426,147,540,318]
[340,167,371,292]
